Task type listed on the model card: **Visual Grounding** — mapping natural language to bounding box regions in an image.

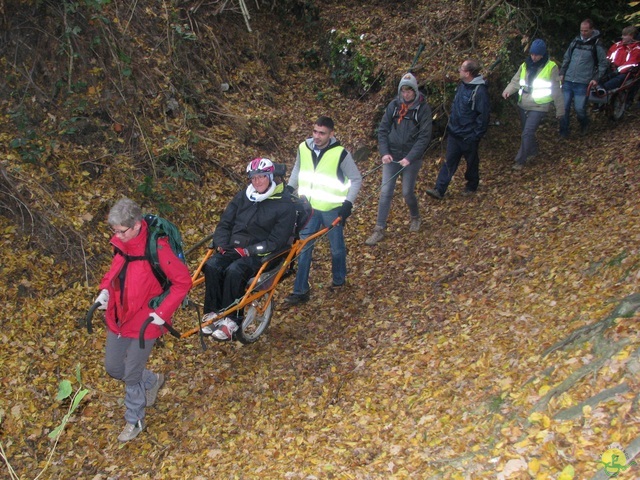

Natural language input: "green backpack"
[114,214,187,308]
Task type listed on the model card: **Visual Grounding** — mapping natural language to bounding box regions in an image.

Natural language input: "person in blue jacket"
[426,59,490,200]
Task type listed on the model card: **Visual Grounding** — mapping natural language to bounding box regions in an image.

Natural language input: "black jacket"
[213,184,297,256]
[447,76,490,142]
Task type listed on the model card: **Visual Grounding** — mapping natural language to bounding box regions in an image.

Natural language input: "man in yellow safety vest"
[284,116,362,305]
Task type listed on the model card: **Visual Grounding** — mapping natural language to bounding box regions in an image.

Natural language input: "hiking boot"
[365,226,385,245]
[461,188,476,196]
[426,188,443,200]
[146,372,164,407]
[118,419,145,442]
[409,217,421,232]
[211,317,239,341]
[284,291,310,305]
[512,163,524,171]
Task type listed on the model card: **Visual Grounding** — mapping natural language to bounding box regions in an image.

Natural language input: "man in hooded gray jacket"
[365,72,432,246]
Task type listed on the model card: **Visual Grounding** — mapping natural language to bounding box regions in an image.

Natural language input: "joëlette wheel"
[235,292,274,344]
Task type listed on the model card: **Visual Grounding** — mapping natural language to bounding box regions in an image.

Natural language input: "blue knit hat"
[530,39,547,56]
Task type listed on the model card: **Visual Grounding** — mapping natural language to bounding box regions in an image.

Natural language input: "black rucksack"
[274,163,313,240]
[114,214,187,308]
[290,193,312,240]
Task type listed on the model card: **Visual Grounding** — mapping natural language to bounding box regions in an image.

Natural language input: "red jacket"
[607,40,640,73]
[99,221,192,340]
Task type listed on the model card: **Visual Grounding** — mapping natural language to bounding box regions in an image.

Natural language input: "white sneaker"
[211,318,239,341]
[117,419,145,442]
[200,312,219,335]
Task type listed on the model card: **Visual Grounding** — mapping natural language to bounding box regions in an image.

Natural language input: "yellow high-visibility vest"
[298,142,350,212]
[519,60,556,104]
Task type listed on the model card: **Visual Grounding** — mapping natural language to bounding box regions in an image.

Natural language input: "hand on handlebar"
[150,312,166,326]
[95,289,109,310]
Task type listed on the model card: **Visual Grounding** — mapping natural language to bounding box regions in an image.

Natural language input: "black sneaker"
[426,188,443,200]
[284,292,310,305]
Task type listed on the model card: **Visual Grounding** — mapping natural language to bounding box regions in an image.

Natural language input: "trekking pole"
[409,42,425,73]
[356,160,407,207]
[361,162,384,178]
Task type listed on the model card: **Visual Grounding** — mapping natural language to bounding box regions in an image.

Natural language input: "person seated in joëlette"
[201,158,297,341]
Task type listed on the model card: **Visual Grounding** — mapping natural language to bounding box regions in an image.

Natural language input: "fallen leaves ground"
[1,1,640,479]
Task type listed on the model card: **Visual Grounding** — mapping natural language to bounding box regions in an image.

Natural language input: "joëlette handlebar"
[139,317,182,349]
[86,301,101,334]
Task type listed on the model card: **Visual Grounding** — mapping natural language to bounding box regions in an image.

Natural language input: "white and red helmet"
[246,157,275,180]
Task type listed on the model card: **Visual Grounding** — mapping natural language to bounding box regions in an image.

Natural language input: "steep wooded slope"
[1,1,639,479]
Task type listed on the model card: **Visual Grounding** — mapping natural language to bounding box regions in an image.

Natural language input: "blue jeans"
[560,81,589,136]
[375,159,423,228]
[515,108,546,165]
[293,207,346,294]
[434,134,480,195]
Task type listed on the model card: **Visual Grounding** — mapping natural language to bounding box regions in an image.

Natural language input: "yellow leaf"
[528,458,540,474]
[558,464,575,480]
[613,349,630,360]
[538,385,551,395]
[529,412,542,422]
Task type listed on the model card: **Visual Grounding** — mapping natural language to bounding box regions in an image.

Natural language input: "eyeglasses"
[111,226,131,235]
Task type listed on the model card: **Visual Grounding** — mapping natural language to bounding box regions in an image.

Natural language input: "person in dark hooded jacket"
[559,19,608,137]
[201,158,297,341]
[365,72,432,246]
[426,59,490,200]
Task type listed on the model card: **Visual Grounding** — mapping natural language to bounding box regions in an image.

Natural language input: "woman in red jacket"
[94,197,191,442]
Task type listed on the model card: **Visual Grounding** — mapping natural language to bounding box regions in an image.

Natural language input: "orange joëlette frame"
[179,216,341,339]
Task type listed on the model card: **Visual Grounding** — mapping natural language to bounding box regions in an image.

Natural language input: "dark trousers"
[603,73,626,91]
[434,134,480,195]
[203,252,262,316]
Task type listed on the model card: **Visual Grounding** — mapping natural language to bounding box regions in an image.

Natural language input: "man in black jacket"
[201,158,297,341]
[426,59,490,200]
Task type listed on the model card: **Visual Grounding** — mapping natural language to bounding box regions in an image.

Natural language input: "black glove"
[338,200,353,226]
[285,184,295,195]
